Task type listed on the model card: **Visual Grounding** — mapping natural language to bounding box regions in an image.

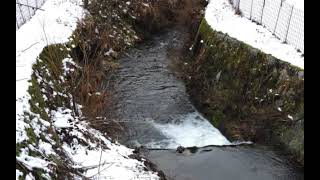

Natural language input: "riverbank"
[16,0,207,178]
[179,18,304,166]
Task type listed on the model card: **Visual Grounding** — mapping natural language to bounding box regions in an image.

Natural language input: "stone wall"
[184,19,304,165]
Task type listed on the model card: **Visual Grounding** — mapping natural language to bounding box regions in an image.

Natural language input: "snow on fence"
[229,0,304,52]
[16,0,46,30]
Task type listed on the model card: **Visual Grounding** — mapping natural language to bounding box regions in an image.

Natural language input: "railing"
[16,0,46,30]
[230,0,304,52]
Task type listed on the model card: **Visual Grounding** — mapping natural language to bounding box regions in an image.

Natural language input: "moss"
[28,77,49,121]
[26,127,38,145]
[33,168,47,179]
[211,111,225,128]
[16,163,27,180]
[186,17,304,165]
[18,174,26,180]
[16,142,28,156]
[28,149,42,158]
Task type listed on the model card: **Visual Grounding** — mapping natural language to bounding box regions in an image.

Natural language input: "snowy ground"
[205,0,304,69]
[16,0,47,30]
[16,0,84,99]
[16,0,160,179]
[285,0,304,10]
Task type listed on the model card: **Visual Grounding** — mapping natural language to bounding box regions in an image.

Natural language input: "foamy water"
[147,112,232,148]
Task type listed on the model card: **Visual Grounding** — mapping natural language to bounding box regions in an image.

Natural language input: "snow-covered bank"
[285,0,304,10]
[17,106,160,179]
[16,0,161,179]
[16,0,85,99]
[205,0,304,69]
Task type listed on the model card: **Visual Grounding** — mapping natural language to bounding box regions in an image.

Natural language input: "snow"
[17,153,52,171]
[16,0,85,99]
[52,108,74,128]
[62,134,159,179]
[16,0,161,179]
[38,140,55,155]
[205,0,304,69]
[55,108,159,179]
[25,174,35,180]
[104,48,116,56]
[16,170,23,179]
[285,0,304,10]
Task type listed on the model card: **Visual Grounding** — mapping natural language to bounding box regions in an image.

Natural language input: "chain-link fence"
[229,0,304,52]
[16,0,46,30]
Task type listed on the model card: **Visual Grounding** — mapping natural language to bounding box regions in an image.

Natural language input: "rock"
[200,0,209,7]
[188,146,198,153]
[110,51,118,59]
[176,146,185,153]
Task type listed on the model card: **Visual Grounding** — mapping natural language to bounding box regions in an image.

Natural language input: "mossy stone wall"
[186,19,304,165]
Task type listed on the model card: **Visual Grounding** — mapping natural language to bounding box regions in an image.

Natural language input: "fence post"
[260,0,266,24]
[284,5,294,43]
[17,1,26,25]
[250,0,254,19]
[26,0,32,19]
[16,16,20,29]
[273,0,283,34]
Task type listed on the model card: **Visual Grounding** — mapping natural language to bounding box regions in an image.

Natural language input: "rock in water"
[176,146,185,153]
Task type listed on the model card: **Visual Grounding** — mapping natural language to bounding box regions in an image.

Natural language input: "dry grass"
[65,0,207,136]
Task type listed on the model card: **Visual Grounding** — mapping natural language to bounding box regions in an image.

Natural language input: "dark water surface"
[110,29,304,179]
[144,145,303,180]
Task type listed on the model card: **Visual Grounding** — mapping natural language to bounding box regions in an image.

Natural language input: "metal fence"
[230,0,304,52]
[16,0,46,30]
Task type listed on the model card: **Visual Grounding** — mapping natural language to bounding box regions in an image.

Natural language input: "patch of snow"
[285,0,304,10]
[17,153,52,171]
[52,108,74,128]
[205,0,304,68]
[16,118,30,143]
[104,48,115,56]
[25,173,35,180]
[16,0,85,99]
[142,3,150,7]
[231,140,253,145]
[38,140,55,155]
[60,118,160,179]
[16,169,23,180]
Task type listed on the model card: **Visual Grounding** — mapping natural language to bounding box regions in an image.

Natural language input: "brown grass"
[65,0,207,137]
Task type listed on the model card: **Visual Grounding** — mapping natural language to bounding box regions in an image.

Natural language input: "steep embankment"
[182,19,304,166]
[16,0,206,179]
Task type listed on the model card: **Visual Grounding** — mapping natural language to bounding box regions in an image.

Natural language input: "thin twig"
[16,159,30,173]
[87,162,115,178]
[21,42,39,52]
[16,78,28,81]
[98,147,103,179]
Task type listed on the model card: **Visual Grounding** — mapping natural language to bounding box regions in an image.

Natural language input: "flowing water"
[110,29,303,179]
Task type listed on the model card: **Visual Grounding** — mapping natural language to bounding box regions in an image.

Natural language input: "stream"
[111,29,304,179]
